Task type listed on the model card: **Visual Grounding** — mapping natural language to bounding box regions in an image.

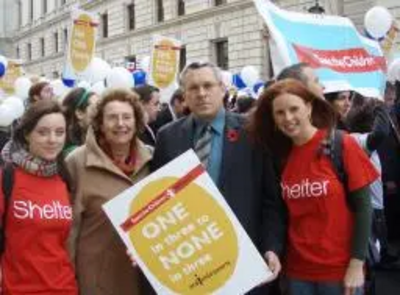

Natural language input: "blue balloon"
[253,81,264,94]
[62,77,75,88]
[0,63,6,78]
[133,70,147,86]
[232,74,246,89]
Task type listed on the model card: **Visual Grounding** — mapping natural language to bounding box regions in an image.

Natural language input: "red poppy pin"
[226,129,240,142]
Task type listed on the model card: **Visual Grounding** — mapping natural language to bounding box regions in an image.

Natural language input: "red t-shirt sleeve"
[342,134,379,192]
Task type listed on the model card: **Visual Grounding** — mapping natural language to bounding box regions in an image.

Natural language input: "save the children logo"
[122,175,239,294]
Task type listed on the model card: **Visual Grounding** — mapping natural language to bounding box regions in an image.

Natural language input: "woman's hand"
[344,258,364,295]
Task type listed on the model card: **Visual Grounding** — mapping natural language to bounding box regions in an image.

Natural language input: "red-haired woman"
[248,79,378,295]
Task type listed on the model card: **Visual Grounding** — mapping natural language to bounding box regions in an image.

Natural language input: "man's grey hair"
[179,61,223,88]
[276,62,311,85]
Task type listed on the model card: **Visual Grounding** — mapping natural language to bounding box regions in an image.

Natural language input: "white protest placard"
[63,9,98,81]
[148,35,181,103]
[103,150,272,294]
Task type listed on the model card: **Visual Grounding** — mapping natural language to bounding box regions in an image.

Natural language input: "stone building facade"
[4,0,400,78]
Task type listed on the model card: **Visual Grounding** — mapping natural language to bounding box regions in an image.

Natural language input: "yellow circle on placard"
[152,40,178,88]
[70,14,95,72]
[129,177,238,294]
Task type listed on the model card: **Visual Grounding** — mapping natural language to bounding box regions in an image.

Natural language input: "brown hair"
[92,88,145,144]
[28,81,50,105]
[248,79,336,165]
[13,99,72,191]
[62,87,96,147]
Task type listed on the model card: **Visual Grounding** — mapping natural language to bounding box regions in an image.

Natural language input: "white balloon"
[105,67,134,89]
[14,77,32,100]
[77,80,91,90]
[140,56,151,73]
[50,79,70,98]
[91,80,106,95]
[3,96,25,119]
[241,66,260,88]
[0,104,15,127]
[0,55,8,70]
[221,71,233,88]
[387,58,400,82]
[39,76,50,83]
[87,57,111,83]
[256,85,265,98]
[364,6,393,39]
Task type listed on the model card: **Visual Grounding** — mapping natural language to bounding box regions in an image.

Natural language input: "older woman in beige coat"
[66,88,152,295]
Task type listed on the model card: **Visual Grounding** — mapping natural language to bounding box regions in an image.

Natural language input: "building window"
[179,46,186,71]
[127,3,136,30]
[16,46,20,59]
[214,0,227,6]
[54,32,59,53]
[40,38,45,57]
[177,0,185,16]
[156,0,164,22]
[214,39,228,70]
[42,0,47,15]
[27,43,32,61]
[102,13,108,38]
[30,0,34,21]
[63,28,68,47]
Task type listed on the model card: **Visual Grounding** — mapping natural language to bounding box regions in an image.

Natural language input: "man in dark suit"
[152,61,286,293]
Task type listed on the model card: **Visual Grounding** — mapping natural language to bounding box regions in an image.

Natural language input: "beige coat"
[66,129,152,295]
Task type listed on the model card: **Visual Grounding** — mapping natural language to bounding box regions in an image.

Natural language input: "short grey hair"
[276,62,310,85]
[179,61,223,88]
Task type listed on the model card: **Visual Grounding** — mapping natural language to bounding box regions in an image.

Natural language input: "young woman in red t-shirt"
[248,79,378,295]
[0,100,78,295]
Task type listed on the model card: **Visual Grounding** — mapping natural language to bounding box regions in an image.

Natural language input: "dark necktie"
[194,125,213,168]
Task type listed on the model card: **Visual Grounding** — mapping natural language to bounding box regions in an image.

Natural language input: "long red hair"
[247,79,336,167]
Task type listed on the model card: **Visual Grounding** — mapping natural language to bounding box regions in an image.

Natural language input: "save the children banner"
[63,9,98,81]
[148,35,181,103]
[254,0,387,98]
[103,150,271,295]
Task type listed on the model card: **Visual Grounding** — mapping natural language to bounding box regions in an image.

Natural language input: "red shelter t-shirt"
[281,129,378,282]
[0,167,78,295]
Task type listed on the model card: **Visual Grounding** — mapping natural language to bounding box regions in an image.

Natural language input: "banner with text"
[63,9,98,81]
[148,35,181,103]
[254,0,386,98]
[103,150,271,295]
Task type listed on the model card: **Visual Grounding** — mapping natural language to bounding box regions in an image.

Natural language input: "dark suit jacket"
[152,111,286,256]
[139,125,156,147]
[150,104,174,134]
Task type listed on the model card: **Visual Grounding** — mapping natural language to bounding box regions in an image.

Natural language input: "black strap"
[0,163,14,253]
[330,129,347,190]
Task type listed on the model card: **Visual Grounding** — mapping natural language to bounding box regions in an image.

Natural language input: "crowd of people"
[0,60,399,295]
